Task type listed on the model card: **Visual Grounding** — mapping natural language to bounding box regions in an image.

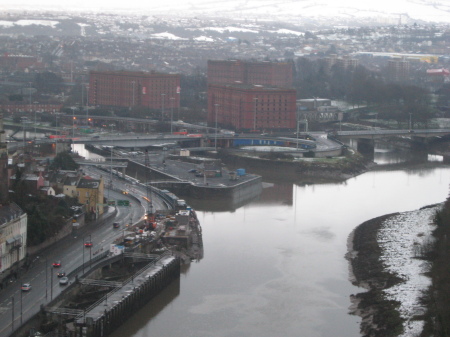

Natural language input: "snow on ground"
[150,32,186,40]
[0,19,60,27]
[378,206,440,337]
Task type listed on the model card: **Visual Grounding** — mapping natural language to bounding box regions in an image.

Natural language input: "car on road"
[59,277,69,285]
[52,261,61,268]
[188,169,198,173]
[57,270,66,278]
[113,222,120,228]
[21,283,32,291]
[84,241,93,248]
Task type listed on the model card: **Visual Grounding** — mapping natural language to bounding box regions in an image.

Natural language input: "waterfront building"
[207,60,293,87]
[88,70,180,112]
[207,83,297,131]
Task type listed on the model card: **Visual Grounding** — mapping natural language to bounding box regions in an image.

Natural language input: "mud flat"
[347,205,440,337]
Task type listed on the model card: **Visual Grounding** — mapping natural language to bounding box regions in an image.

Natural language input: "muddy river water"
[90,145,450,337]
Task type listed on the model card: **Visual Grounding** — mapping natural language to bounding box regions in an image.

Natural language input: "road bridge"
[332,128,450,156]
[334,129,450,139]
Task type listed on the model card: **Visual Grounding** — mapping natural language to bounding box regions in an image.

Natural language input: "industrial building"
[207,83,297,131]
[207,60,293,87]
[88,70,180,112]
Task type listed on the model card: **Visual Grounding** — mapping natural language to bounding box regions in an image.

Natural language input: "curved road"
[0,167,168,337]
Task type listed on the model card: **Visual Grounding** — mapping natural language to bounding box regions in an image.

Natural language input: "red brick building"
[88,70,180,111]
[208,84,297,131]
[207,60,293,87]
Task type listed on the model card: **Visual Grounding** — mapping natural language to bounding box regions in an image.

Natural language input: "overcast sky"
[1,0,449,23]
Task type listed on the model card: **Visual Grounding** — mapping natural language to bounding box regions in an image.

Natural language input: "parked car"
[21,283,32,291]
[59,277,69,285]
[52,261,61,268]
[57,270,66,278]
[84,241,93,248]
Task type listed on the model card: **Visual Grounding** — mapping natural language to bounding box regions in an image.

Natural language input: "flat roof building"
[207,60,293,87]
[208,84,297,131]
[88,70,180,112]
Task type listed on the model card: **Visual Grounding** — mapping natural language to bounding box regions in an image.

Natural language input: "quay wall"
[77,256,180,337]
[126,160,262,202]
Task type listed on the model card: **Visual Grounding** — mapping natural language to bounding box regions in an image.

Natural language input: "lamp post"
[33,101,37,138]
[11,296,14,331]
[161,93,166,122]
[71,107,76,138]
[50,268,53,300]
[253,97,258,130]
[45,257,48,300]
[409,113,412,130]
[54,114,58,155]
[214,103,219,151]
[131,81,135,108]
[170,97,175,134]
[109,124,114,199]
[296,115,300,150]
[20,284,23,325]
[28,82,32,113]
[85,83,89,128]
[83,234,91,273]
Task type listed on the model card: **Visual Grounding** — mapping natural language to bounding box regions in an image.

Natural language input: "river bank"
[347,204,441,337]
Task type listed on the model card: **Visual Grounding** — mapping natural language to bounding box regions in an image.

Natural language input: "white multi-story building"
[0,203,27,274]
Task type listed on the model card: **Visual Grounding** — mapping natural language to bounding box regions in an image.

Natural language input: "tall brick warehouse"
[207,60,296,131]
[208,83,297,131]
[88,70,180,111]
[207,60,293,87]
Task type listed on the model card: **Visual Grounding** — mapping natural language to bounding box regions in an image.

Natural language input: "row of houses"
[11,165,105,217]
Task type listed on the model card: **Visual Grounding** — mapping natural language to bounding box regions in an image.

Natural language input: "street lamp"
[85,83,89,128]
[82,234,91,274]
[28,82,32,113]
[108,124,114,199]
[71,107,76,138]
[161,93,166,122]
[131,81,135,108]
[253,97,258,130]
[45,257,48,300]
[55,114,59,155]
[214,103,219,151]
[170,97,175,134]
[409,113,412,130]
[33,101,37,138]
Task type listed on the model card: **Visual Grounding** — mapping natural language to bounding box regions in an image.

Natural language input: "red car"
[52,261,61,268]
[84,241,93,248]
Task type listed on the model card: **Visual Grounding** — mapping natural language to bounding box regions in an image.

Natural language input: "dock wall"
[76,256,180,337]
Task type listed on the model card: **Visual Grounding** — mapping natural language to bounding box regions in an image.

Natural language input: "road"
[0,166,168,337]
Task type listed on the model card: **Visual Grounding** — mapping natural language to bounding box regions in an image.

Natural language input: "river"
[80,144,449,337]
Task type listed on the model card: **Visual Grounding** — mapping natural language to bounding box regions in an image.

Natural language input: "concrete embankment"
[220,150,370,182]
